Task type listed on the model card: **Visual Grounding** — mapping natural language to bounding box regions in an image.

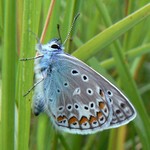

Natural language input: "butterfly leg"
[23,77,44,97]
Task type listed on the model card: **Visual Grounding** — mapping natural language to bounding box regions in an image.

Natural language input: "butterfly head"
[48,38,64,51]
[36,38,64,54]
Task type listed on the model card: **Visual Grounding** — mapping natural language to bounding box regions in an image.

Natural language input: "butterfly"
[22,15,136,134]
[27,36,136,135]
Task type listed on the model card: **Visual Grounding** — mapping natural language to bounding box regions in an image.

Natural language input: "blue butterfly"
[22,15,136,134]
[28,37,136,134]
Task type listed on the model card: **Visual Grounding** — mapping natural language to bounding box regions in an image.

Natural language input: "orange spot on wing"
[57,115,66,122]
[89,116,97,124]
[68,116,78,124]
[79,116,88,125]
[97,112,103,119]
[99,102,105,109]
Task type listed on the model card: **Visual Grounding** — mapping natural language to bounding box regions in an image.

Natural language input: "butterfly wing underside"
[41,53,136,134]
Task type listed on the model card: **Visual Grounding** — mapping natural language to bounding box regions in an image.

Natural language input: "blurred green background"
[1,0,150,150]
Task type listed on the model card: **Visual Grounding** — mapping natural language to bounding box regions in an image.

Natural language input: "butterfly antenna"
[63,13,80,45]
[28,29,41,44]
[57,24,62,43]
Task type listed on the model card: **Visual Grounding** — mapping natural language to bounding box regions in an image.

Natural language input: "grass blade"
[1,0,16,149]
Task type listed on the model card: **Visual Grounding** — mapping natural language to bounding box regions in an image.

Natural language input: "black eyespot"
[93,121,97,125]
[100,117,104,121]
[84,106,89,110]
[51,44,60,49]
[84,123,87,126]
[87,88,93,95]
[68,105,71,109]
[71,69,79,75]
[82,74,88,81]
[107,90,113,96]
[120,103,125,108]
[104,108,107,113]
[64,82,68,87]
[83,75,87,80]
[73,122,77,125]
[88,90,91,93]
[90,103,94,108]
[116,109,121,114]
[67,104,72,110]
[57,89,60,93]
[99,89,103,97]
[74,104,79,109]
[58,106,63,111]
[109,98,112,103]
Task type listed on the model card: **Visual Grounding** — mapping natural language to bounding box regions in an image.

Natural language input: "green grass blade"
[16,0,41,149]
[2,1,150,149]
[1,0,16,149]
[96,1,150,149]
[72,3,150,61]
[100,43,150,70]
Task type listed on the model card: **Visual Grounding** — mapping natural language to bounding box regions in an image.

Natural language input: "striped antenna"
[63,13,80,45]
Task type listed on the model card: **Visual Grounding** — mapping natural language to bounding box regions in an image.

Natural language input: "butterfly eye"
[51,44,60,49]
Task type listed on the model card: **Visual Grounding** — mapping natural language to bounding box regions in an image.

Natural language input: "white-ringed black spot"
[107,90,113,96]
[86,88,93,95]
[74,103,79,110]
[89,102,95,109]
[81,74,88,82]
[67,104,73,111]
[84,105,89,110]
[64,82,69,87]
[58,106,64,111]
[71,69,79,75]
